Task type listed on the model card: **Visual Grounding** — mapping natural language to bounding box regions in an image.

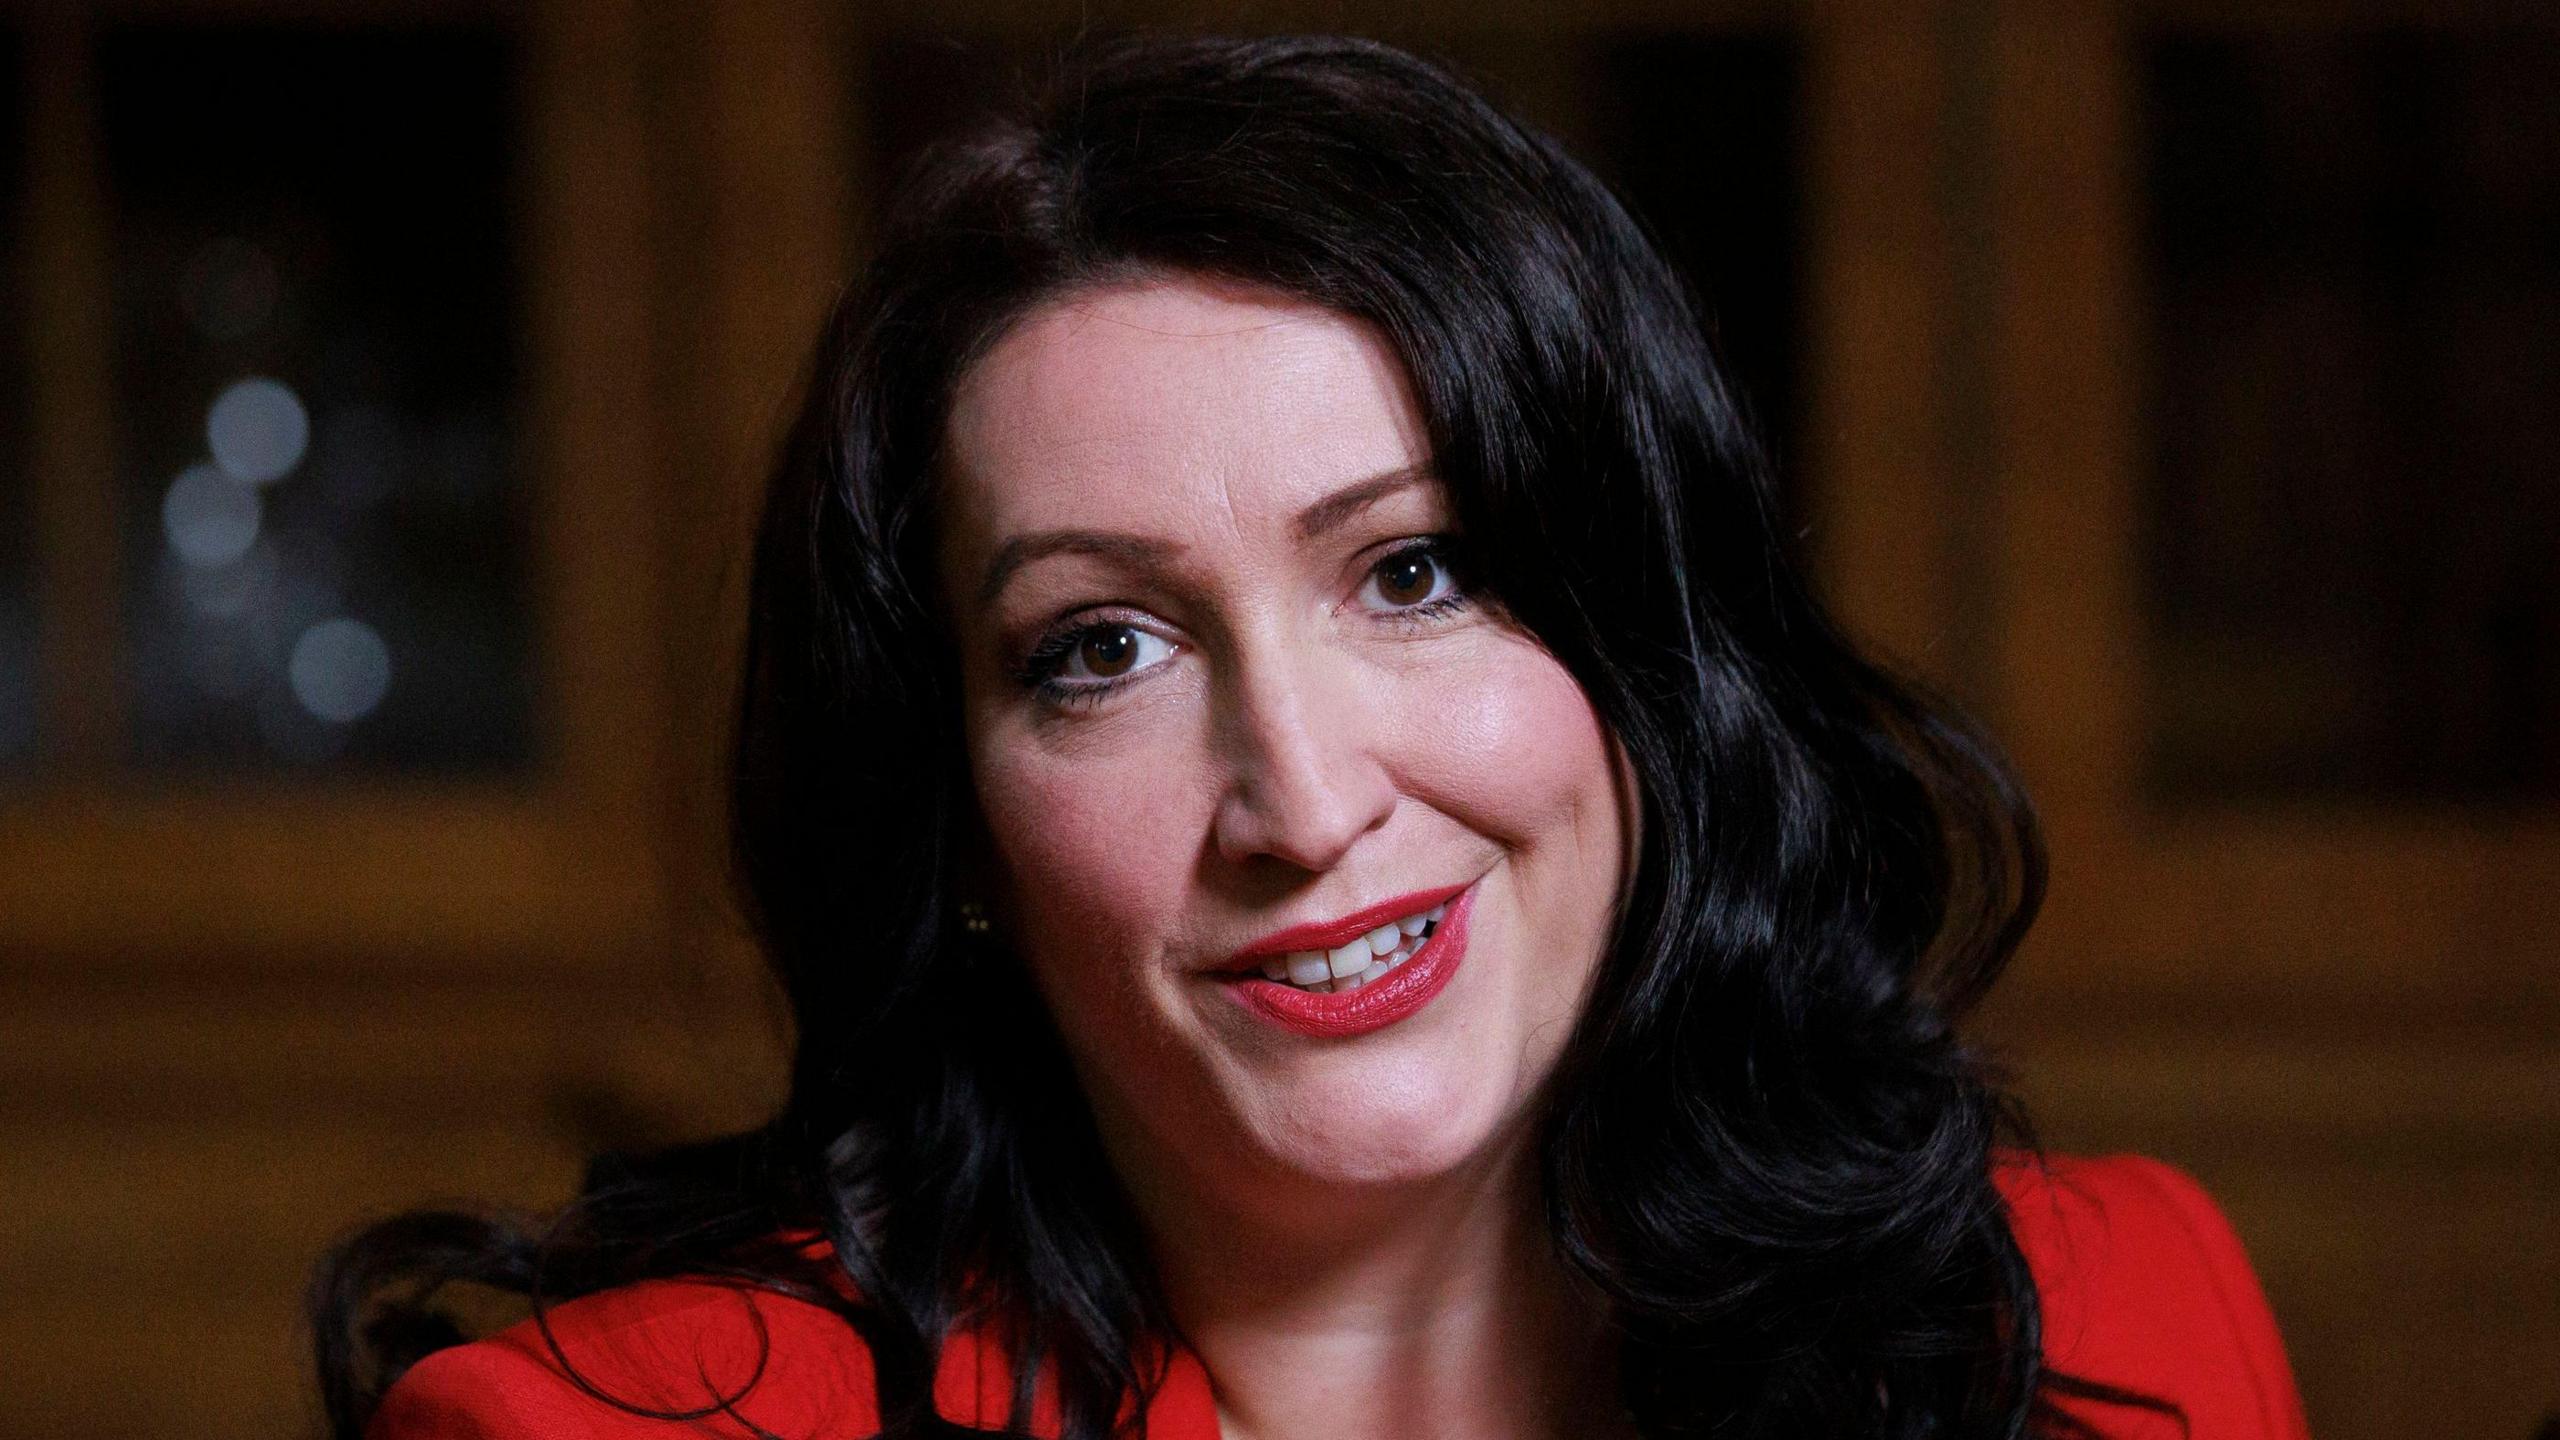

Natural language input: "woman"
[315,32,2312,1440]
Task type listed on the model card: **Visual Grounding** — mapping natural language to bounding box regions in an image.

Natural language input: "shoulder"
[367,1265,1217,1440]
[367,1277,883,1440]
[1992,1149,2314,1440]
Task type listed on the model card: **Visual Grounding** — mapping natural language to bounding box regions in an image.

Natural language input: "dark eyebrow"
[975,462,1438,606]
[1293,463,1435,542]
[976,531,1183,605]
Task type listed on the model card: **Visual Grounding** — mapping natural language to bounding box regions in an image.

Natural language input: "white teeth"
[1250,905,1448,993]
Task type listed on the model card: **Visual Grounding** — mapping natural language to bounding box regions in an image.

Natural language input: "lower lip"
[1226,884,1475,1039]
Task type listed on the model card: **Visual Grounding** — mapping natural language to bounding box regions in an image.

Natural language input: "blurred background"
[1,1,2552,1437]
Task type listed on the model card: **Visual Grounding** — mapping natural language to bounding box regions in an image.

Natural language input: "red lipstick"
[1221,881,1474,972]
[1226,882,1477,1039]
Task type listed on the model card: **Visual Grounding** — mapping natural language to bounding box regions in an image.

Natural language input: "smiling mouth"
[1248,903,1447,994]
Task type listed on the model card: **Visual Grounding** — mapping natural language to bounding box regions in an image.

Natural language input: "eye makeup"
[1004,534,1477,710]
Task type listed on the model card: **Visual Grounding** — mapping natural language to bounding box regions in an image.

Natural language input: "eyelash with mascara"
[1011,536,1473,710]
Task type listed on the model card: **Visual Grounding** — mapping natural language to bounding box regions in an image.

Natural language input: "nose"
[1209,644,1397,873]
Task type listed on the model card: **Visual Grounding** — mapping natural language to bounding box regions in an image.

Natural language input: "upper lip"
[1215,880,1472,973]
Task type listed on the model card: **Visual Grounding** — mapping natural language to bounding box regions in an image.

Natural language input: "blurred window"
[0,29,33,770]
[103,24,532,773]
[2141,30,2560,803]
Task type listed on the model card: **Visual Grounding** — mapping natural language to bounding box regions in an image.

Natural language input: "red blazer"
[370,1152,2313,1438]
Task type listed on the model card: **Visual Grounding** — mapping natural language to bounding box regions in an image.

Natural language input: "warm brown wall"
[1,2,2552,1438]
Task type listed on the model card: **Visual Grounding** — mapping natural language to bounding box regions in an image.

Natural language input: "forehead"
[941,277,1430,542]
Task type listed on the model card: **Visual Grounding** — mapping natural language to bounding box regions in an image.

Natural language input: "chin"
[1240,1045,1525,1191]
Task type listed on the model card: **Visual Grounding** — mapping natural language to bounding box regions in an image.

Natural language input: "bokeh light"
[287,615,391,724]
[206,376,308,485]
[160,461,261,567]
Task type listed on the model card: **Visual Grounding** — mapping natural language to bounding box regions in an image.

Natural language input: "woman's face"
[938,275,1631,1221]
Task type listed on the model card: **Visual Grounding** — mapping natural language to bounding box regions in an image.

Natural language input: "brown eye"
[1366,547,1454,610]
[1079,626,1141,677]
[1021,619,1175,699]
[1377,553,1432,604]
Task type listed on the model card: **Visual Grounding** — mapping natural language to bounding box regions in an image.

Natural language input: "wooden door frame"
[1977,0,2560,1040]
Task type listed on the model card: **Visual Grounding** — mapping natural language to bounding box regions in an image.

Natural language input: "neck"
[1128,1131,1629,1440]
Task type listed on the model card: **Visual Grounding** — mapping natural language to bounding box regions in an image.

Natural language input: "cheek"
[966,720,1231,1131]
[1391,634,1622,857]
[967,719,1203,986]
[1389,634,1628,1044]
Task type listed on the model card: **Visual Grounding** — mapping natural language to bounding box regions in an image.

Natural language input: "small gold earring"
[958,899,993,936]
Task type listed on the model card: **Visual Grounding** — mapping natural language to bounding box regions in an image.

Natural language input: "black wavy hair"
[314,30,2180,1440]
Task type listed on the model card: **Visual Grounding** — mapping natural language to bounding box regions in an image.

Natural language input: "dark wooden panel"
[2139,28,2560,804]
[0,24,30,771]
[0,968,787,1440]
